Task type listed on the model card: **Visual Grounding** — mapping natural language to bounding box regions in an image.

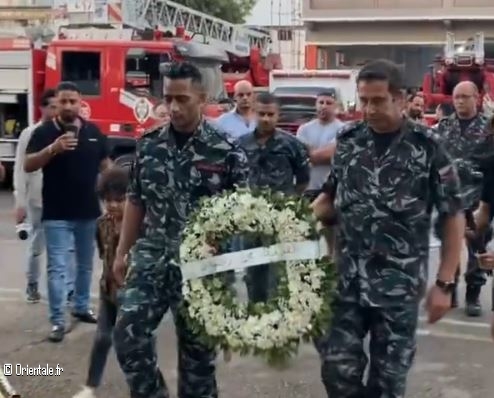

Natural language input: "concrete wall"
[305,21,494,45]
[303,0,494,21]
[316,45,441,86]
[270,29,306,69]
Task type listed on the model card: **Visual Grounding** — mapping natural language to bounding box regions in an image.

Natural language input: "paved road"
[1,190,494,397]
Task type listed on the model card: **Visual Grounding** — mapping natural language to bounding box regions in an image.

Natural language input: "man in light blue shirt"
[296,91,345,192]
[215,80,256,138]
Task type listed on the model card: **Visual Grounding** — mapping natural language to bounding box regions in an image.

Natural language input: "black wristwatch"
[435,279,456,294]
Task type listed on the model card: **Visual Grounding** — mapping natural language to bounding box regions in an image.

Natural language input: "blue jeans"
[26,205,75,292]
[43,219,97,327]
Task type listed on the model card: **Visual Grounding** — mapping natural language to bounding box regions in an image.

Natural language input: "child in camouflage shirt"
[73,166,129,398]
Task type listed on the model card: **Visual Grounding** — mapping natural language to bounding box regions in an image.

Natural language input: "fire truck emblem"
[134,98,151,124]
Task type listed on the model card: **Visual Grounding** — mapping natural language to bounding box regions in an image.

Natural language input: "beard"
[60,111,76,123]
[408,109,423,120]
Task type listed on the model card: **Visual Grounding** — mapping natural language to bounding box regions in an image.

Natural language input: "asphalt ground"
[1,190,494,397]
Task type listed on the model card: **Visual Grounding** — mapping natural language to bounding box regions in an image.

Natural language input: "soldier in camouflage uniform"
[238,92,310,302]
[312,59,464,398]
[111,62,249,398]
[435,81,494,316]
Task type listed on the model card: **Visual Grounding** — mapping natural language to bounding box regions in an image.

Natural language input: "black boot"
[465,285,482,317]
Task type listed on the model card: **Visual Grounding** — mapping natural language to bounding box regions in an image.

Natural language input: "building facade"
[302,0,494,85]
[247,0,306,70]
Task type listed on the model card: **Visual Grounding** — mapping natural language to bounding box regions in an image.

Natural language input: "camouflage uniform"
[238,129,310,302]
[435,113,494,289]
[317,119,462,397]
[112,120,249,398]
[238,129,310,194]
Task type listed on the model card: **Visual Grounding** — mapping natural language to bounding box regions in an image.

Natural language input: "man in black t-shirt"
[25,82,112,343]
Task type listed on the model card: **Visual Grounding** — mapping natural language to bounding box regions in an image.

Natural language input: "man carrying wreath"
[112,62,249,398]
[312,59,464,398]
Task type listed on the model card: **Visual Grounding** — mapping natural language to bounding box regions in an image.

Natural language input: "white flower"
[179,191,329,356]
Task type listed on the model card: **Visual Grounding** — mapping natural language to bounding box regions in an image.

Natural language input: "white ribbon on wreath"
[181,238,329,281]
[181,236,441,281]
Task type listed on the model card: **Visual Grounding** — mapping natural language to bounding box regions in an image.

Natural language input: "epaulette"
[336,120,364,139]
[139,124,164,140]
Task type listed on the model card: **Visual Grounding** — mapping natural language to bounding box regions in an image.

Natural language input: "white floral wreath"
[179,190,334,366]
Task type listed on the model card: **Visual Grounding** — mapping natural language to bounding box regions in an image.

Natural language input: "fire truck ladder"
[121,0,272,57]
[445,31,485,65]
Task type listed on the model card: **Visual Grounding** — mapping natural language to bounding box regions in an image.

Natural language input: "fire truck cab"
[269,69,360,133]
[46,30,228,165]
[0,28,229,178]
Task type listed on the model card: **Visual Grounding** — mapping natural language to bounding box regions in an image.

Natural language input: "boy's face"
[103,196,125,220]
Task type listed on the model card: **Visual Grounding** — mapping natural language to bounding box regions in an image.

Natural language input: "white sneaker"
[72,386,96,398]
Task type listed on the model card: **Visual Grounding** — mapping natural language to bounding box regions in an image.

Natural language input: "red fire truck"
[125,0,281,96]
[0,27,228,181]
[422,32,494,124]
[0,0,287,184]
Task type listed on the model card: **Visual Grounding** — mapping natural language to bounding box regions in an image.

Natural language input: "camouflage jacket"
[323,119,462,306]
[238,129,310,194]
[435,113,494,208]
[128,119,249,261]
[96,214,121,303]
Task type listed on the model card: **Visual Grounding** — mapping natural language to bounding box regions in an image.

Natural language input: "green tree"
[175,0,257,24]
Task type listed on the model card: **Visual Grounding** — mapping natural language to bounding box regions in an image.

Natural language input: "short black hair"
[407,93,423,102]
[56,81,80,94]
[96,167,130,200]
[162,62,203,87]
[255,92,279,106]
[357,59,404,94]
[317,91,335,99]
[40,89,56,107]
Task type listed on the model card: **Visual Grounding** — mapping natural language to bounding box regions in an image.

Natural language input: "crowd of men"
[1,58,494,398]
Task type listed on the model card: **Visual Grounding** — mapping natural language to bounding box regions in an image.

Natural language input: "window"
[61,51,101,96]
[277,30,292,41]
[125,49,169,98]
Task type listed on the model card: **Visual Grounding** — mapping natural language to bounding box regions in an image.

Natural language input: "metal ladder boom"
[121,0,272,57]
[474,31,485,64]
[444,31,455,63]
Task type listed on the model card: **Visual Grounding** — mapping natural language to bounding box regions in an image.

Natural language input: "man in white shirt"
[296,91,345,195]
[215,80,256,139]
[14,89,58,302]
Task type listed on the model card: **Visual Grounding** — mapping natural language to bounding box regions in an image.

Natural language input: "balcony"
[303,0,494,21]
[0,0,53,6]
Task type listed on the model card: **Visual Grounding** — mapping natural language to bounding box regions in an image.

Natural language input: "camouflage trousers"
[315,297,419,398]
[113,258,217,398]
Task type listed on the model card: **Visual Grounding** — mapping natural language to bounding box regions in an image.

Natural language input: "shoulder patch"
[336,120,363,139]
[203,120,238,148]
[139,125,162,140]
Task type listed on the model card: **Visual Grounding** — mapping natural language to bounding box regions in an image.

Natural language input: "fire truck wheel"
[114,153,135,171]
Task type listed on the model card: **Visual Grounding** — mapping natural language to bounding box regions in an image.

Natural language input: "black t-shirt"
[26,119,109,220]
[371,129,401,157]
[170,125,193,150]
